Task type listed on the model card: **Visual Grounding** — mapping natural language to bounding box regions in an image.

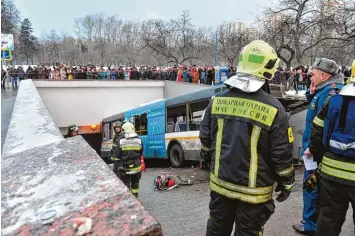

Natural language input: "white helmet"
[122,122,135,133]
[339,83,355,96]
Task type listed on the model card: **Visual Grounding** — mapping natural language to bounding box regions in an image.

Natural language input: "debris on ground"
[73,217,92,236]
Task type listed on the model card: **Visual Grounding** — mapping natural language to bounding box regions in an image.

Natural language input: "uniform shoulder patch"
[311,102,316,110]
[287,127,294,143]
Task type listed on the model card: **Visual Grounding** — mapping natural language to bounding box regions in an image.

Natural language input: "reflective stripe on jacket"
[320,153,355,186]
[116,136,143,173]
[200,88,294,204]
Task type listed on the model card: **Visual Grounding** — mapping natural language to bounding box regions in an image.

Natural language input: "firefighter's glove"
[303,169,320,192]
[200,150,211,161]
[275,184,292,202]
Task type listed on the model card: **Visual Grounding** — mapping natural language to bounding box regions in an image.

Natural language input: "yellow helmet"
[122,122,135,133]
[224,40,280,92]
[237,40,279,80]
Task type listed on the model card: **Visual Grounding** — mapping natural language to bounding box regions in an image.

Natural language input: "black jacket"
[200,87,295,204]
[116,134,143,172]
[112,132,124,152]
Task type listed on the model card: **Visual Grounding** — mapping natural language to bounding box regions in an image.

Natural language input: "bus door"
[126,101,166,159]
[101,122,113,161]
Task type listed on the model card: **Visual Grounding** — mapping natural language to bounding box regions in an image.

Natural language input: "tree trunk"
[286,61,291,70]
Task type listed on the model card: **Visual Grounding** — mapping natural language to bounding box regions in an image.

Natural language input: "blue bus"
[100,84,308,167]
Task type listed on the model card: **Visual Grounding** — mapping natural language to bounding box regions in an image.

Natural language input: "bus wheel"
[169,144,185,168]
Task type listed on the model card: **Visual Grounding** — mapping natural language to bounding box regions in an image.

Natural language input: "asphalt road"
[2,88,353,236]
[1,87,17,151]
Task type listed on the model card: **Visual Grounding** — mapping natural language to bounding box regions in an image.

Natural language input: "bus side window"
[134,113,148,136]
[102,123,111,141]
[110,122,114,139]
[167,105,186,133]
[188,100,210,131]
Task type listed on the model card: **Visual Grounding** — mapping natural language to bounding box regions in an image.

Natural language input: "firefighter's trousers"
[316,178,355,236]
[114,162,141,197]
[206,191,275,236]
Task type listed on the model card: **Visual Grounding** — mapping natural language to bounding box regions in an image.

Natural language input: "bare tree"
[1,0,20,33]
[30,5,351,67]
[45,29,61,64]
[259,13,295,68]
[261,0,353,67]
[141,10,205,65]
[217,22,252,65]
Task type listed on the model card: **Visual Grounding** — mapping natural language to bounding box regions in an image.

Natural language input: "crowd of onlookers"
[270,65,352,94]
[1,64,237,89]
[1,63,352,92]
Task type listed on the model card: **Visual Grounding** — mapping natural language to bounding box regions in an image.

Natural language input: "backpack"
[323,94,355,157]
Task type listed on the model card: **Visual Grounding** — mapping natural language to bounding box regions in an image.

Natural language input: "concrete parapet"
[1,80,162,235]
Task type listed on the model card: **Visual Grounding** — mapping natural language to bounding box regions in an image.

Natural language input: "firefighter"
[309,76,355,236]
[64,124,79,138]
[114,122,143,197]
[110,121,124,175]
[293,58,344,236]
[200,40,295,236]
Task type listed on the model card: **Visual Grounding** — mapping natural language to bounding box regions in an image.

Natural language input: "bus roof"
[102,112,125,123]
[137,99,165,107]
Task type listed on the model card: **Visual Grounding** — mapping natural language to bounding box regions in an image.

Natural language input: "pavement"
[139,166,354,236]
[2,88,353,236]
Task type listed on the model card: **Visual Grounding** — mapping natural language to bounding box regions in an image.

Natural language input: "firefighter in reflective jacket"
[115,122,143,197]
[309,78,355,236]
[110,121,124,176]
[200,40,295,236]
[294,58,344,236]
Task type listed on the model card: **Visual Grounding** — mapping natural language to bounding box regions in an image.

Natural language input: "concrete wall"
[33,80,212,129]
[34,80,165,128]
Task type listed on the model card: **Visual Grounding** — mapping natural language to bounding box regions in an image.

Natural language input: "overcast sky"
[16,0,274,37]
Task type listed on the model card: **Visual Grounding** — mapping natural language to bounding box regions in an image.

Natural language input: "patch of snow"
[29,175,86,200]
[2,171,88,235]
[2,80,63,157]
[98,179,117,186]
[47,146,65,164]
[2,167,127,235]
